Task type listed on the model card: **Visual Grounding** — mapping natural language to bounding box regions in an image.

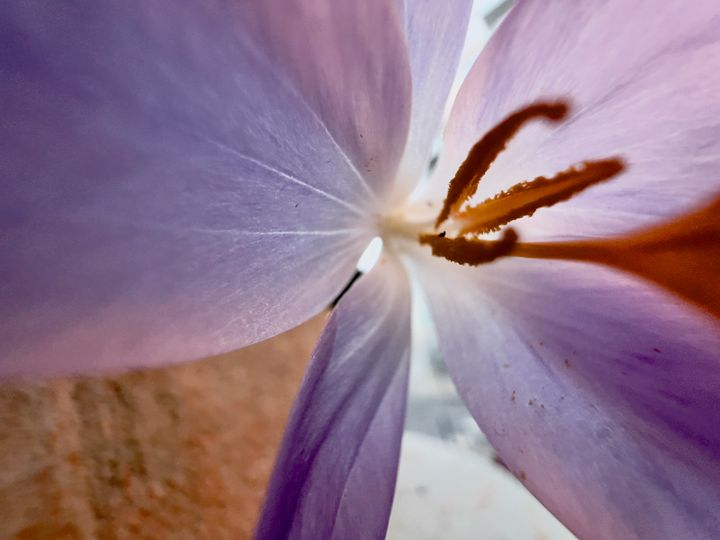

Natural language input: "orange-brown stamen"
[419,229,518,266]
[435,101,569,228]
[454,158,625,235]
[422,97,719,321]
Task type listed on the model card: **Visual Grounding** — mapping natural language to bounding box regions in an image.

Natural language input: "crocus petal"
[256,257,411,540]
[425,0,720,240]
[243,2,412,200]
[412,251,720,539]
[0,1,411,376]
[388,0,473,206]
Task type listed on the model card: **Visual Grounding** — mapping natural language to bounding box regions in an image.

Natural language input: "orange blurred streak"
[512,196,720,319]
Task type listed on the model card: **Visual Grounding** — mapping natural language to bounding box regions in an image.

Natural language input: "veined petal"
[244,1,412,200]
[389,0,473,206]
[0,1,411,376]
[256,257,411,540]
[412,251,720,539]
[424,0,720,240]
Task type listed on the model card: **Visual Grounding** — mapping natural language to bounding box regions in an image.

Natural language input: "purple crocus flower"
[2,1,720,539]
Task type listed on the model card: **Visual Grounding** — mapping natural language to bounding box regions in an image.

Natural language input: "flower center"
[420,100,625,265]
[410,99,720,321]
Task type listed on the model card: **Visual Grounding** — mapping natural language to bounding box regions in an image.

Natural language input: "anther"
[454,158,625,235]
[435,100,570,228]
[419,228,518,266]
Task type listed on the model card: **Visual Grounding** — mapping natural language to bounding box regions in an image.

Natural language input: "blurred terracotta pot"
[0,314,326,540]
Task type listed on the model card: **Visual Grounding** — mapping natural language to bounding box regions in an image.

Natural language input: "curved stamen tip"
[544,100,570,120]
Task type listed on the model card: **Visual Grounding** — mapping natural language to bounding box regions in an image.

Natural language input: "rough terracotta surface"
[0,314,327,540]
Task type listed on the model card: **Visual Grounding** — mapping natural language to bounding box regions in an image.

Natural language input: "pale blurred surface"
[0,314,325,540]
[388,433,575,540]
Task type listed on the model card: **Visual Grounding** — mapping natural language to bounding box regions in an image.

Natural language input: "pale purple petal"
[243,2,412,200]
[423,0,720,240]
[389,0,472,205]
[413,251,720,539]
[256,258,411,540]
[0,1,411,376]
